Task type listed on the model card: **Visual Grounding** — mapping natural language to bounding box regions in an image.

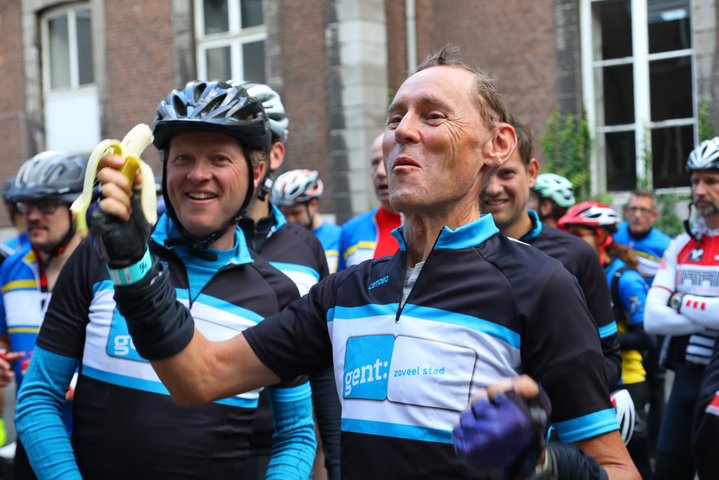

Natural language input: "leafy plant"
[698,100,715,142]
[539,106,592,201]
[654,193,687,238]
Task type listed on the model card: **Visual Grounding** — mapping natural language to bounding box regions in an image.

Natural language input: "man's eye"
[387,114,402,126]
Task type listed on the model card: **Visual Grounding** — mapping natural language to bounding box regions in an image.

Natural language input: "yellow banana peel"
[71,123,158,238]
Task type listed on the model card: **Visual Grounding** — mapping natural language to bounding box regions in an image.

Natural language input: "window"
[195,0,266,83]
[581,0,694,192]
[41,4,100,153]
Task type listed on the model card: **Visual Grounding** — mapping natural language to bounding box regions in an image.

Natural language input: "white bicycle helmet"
[688,137,719,171]
[271,169,323,206]
[610,389,636,445]
[232,81,289,144]
[533,173,575,208]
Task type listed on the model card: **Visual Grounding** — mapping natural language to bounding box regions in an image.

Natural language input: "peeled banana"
[71,123,158,238]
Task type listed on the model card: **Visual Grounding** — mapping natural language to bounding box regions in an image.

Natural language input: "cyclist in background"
[272,169,342,274]
[479,119,621,388]
[527,172,575,228]
[645,137,719,480]
[559,201,653,479]
[234,82,340,480]
[0,151,86,479]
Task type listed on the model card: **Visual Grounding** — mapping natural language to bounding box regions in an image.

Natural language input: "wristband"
[107,248,152,286]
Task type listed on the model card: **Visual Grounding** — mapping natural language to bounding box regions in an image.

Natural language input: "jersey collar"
[520,210,544,242]
[392,214,499,252]
[151,213,253,265]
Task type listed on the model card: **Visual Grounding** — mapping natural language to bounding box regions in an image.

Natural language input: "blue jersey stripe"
[342,418,451,444]
[403,304,521,349]
[551,408,619,443]
[598,321,618,338]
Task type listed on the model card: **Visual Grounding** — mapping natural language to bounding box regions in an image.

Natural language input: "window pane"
[648,0,691,53]
[242,40,265,83]
[203,0,229,35]
[241,0,263,28]
[206,46,231,81]
[603,65,634,125]
[606,131,636,191]
[75,9,94,85]
[650,56,692,121]
[594,0,632,59]
[651,125,693,188]
[48,15,71,89]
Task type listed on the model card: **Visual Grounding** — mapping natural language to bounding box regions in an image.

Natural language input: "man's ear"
[527,158,540,188]
[269,142,285,172]
[483,123,517,167]
[253,160,266,189]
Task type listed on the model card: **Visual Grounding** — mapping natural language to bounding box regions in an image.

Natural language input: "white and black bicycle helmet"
[232,81,289,201]
[232,81,289,144]
[11,151,86,205]
[271,169,323,206]
[533,173,575,208]
[610,389,636,445]
[687,137,719,171]
[152,80,270,254]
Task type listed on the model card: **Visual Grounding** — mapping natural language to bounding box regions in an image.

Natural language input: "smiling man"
[14,81,316,480]
[479,120,621,389]
[95,47,638,479]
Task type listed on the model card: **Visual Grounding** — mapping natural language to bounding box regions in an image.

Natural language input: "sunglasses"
[16,199,63,215]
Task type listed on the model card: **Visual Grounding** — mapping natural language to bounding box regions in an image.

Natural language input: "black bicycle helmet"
[152,80,270,257]
[2,177,15,203]
[11,151,86,204]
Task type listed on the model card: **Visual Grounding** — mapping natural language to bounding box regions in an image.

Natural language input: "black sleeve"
[522,266,613,426]
[36,238,104,358]
[244,271,342,379]
[577,246,622,388]
[114,261,195,361]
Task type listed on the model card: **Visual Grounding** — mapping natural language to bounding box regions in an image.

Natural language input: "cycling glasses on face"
[16,199,62,215]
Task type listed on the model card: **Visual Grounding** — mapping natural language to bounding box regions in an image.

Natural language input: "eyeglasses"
[16,199,62,215]
[625,206,654,216]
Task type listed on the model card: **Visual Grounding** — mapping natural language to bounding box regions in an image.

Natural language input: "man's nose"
[394,114,419,144]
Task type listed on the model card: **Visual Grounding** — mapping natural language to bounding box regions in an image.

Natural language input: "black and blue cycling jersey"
[245,214,619,479]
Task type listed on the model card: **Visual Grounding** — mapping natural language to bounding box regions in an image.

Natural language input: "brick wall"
[0,2,27,226]
[279,0,332,211]
[104,0,176,173]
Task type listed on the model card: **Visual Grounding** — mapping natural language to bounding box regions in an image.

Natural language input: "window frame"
[194,0,267,82]
[40,4,95,93]
[580,0,695,195]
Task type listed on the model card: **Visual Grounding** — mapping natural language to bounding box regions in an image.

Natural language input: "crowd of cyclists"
[0,44,714,479]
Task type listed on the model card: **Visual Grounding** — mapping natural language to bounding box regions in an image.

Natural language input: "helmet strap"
[684,202,701,242]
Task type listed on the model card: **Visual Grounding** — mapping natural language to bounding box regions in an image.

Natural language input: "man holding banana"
[14,81,316,479]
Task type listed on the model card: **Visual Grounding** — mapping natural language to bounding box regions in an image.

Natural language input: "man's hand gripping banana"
[70,124,158,270]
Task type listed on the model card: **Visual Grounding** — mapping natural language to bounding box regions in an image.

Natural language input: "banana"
[71,123,158,238]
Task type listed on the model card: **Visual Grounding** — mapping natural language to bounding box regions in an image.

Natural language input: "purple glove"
[452,387,551,476]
